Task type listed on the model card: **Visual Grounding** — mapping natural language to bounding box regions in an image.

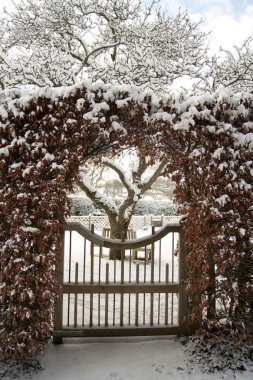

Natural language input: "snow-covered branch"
[76,174,118,217]
[102,157,138,197]
[0,0,210,91]
[209,37,253,92]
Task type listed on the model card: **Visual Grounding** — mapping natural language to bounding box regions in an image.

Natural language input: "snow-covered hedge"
[0,81,252,357]
[153,89,253,330]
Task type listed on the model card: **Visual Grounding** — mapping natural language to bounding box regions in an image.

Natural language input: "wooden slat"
[120,244,125,327]
[64,222,181,250]
[113,294,116,326]
[90,224,94,284]
[53,230,65,344]
[90,293,93,328]
[82,293,85,327]
[63,283,180,294]
[53,325,179,338]
[178,229,189,335]
[151,226,155,284]
[172,232,175,282]
[68,231,72,283]
[98,294,101,326]
[150,293,154,326]
[82,237,86,326]
[105,263,109,327]
[83,237,86,283]
[99,246,102,282]
[171,233,175,325]
[98,244,101,325]
[158,236,162,325]
[90,225,94,328]
[113,251,116,325]
[74,262,79,328]
[150,227,155,326]
[121,247,125,285]
[67,231,72,327]
[171,293,174,325]
[159,238,162,283]
[165,264,169,325]
[128,293,131,325]
[135,264,139,326]
[143,293,146,325]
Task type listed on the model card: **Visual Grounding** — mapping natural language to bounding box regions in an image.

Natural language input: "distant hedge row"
[69,196,177,216]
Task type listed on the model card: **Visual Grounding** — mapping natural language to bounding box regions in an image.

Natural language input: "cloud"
[159,0,253,52]
[202,5,253,51]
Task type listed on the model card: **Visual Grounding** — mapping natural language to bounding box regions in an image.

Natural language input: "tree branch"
[76,174,118,218]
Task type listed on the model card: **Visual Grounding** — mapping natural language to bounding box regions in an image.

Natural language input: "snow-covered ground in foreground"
[32,337,253,380]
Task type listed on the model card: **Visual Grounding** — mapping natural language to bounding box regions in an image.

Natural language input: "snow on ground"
[31,336,253,380]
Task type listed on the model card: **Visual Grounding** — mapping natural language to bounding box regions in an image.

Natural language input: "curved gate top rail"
[64,221,183,250]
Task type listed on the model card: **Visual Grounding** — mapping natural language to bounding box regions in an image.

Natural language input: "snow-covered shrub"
[0,82,150,357]
[69,196,177,216]
[153,88,253,331]
[69,196,104,215]
[133,199,176,215]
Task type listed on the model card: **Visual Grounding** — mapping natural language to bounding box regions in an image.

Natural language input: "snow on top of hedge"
[1,82,253,122]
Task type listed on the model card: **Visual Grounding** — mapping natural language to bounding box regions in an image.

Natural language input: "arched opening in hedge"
[0,82,252,357]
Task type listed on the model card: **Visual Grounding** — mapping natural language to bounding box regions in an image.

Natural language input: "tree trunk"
[108,216,131,260]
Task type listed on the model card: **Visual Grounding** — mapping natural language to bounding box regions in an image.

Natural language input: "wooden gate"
[53,221,189,343]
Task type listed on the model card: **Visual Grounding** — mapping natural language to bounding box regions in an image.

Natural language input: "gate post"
[178,226,189,336]
[53,228,65,344]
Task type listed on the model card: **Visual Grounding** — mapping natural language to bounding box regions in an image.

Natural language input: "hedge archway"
[0,82,252,357]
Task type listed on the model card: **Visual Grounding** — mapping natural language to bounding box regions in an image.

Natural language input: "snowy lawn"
[27,336,252,380]
[1,336,253,379]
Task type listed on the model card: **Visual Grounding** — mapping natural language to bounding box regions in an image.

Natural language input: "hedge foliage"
[0,82,252,357]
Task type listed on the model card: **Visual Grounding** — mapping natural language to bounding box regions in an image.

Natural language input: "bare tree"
[77,153,167,259]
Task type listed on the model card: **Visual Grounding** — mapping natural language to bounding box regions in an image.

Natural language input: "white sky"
[0,0,253,52]
[159,0,253,52]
